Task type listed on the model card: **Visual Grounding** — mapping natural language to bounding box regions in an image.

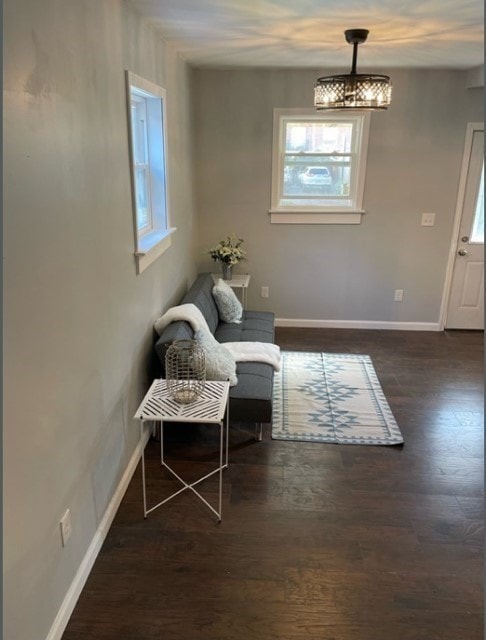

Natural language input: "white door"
[445,125,484,329]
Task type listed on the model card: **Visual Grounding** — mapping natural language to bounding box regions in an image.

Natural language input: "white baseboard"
[275,318,441,331]
[46,430,150,640]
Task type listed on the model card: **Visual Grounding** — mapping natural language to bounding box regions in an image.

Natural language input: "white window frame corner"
[269,108,371,224]
[126,70,176,274]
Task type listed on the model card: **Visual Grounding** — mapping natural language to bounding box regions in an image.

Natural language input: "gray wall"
[4,2,197,639]
[193,68,483,323]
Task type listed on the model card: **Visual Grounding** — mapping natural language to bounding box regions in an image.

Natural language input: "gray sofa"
[154,273,275,439]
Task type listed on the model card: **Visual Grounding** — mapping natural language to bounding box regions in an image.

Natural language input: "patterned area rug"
[272,352,403,446]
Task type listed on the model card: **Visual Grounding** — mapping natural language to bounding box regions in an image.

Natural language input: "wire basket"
[165,339,206,404]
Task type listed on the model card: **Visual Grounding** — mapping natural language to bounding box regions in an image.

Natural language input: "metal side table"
[134,379,230,522]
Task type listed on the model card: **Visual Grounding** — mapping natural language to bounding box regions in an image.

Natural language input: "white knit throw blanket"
[153,303,210,336]
[221,342,281,371]
[154,304,281,371]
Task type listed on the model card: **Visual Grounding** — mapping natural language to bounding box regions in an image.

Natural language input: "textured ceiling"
[128,0,484,69]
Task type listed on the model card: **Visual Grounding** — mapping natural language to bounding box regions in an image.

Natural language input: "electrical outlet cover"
[421,212,435,226]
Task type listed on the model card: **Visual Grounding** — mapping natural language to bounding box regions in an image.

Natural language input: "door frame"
[439,122,484,330]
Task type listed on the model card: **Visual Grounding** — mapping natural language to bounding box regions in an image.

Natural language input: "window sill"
[135,227,177,274]
[268,210,364,224]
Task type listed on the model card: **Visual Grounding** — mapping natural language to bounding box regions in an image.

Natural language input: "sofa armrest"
[154,320,194,375]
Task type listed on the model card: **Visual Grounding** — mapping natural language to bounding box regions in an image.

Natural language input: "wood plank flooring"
[62,329,484,640]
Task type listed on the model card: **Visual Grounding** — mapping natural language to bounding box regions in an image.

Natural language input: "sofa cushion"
[214,310,275,344]
[229,362,274,423]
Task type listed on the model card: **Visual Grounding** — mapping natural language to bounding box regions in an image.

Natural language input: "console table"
[134,379,230,522]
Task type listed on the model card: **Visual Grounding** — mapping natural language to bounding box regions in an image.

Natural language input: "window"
[126,71,176,273]
[470,161,484,243]
[270,109,371,224]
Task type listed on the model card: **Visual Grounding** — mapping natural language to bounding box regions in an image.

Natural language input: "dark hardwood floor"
[62,329,484,640]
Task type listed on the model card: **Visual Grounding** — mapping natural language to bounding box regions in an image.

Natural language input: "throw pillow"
[212,278,243,324]
[194,328,238,387]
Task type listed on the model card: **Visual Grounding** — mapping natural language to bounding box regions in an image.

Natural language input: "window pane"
[134,167,151,231]
[285,122,353,154]
[283,156,352,197]
[131,97,148,164]
[470,163,484,243]
[130,104,139,160]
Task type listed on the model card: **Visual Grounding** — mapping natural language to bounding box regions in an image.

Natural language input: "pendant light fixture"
[314,29,392,110]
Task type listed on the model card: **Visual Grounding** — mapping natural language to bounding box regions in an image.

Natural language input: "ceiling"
[128,0,484,69]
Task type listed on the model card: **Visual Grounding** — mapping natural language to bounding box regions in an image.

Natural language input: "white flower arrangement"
[207,233,246,265]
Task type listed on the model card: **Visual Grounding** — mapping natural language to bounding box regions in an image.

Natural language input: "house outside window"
[126,71,176,274]
[270,109,371,224]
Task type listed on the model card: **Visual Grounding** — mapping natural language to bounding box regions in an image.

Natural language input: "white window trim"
[126,71,176,274]
[269,108,371,224]
[135,227,177,273]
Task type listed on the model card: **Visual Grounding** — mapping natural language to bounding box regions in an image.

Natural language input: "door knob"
[458,249,467,256]
[461,236,469,242]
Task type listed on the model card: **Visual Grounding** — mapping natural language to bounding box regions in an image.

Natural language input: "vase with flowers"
[207,233,246,281]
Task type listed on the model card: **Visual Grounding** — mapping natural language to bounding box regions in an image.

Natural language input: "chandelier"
[314,29,392,110]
